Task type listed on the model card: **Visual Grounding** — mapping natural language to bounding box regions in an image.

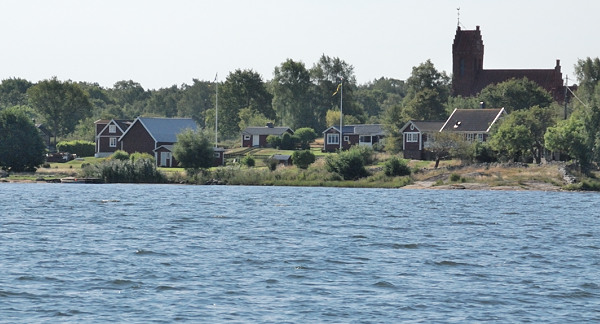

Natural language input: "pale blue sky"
[0,0,597,89]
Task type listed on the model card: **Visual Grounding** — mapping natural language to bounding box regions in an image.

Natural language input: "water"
[1,183,599,323]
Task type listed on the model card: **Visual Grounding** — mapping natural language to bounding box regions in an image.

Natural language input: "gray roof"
[137,117,198,143]
[403,121,445,133]
[324,124,385,136]
[440,108,506,133]
[272,154,291,161]
[242,126,293,136]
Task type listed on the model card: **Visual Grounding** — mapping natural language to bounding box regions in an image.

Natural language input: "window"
[405,132,419,143]
[214,152,221,158]
[344,136,349,142]
[109,125,116,133]
[478,134,484,142]
[109,137,117,147]
[327,133,339,145]
[359,135,371,143]
[244,135,251,140]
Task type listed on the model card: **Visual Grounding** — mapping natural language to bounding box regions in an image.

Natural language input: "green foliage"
[81,158,166,183]
[129,152,155,163]
[0,107,46,172]
[294,127,318,149]
[474,142,497,163]
[241,155,255,167]
[478,78,553,112]
[490,105,556,163]
[238,107,271,133]
[267,135,281,148]
[449,173,462,182]
[172,129,214,171]
[383,157,411,177]
[279,132,298,150]
[0,78,33,108]
[574,57,600,103]
[110,150,130,161]
[27,77,92,144]
[292,150,316,169]
[545,113,589,166]
[271,59,315,130]
[56,140,95,157]
[266,157,279,171]
[326,147,370,180]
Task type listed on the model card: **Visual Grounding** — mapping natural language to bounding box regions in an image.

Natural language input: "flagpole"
[339,77,343,150]
[215,73,218,148]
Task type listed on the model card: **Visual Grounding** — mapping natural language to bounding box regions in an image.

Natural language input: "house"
[36,123,54,148]
[401,108,506,160]
[213,147,226,167]
[322,124,385,152]
[271,154,292,166]
[400,121,445,160]
[118,117,198,167]
[452,25,566,101]
[241,123,294,147]
[94,119,133,157]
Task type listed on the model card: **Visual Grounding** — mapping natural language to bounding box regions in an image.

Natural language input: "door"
[160,152,171,167]
[252,135,260,147]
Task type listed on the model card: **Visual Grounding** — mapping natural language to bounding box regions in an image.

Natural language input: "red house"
[401,108,506,160]
[94,119,133,157]
[118,117,198,167]
[322,124,385,152]
[241,123,294,148]
[400,121,445,160]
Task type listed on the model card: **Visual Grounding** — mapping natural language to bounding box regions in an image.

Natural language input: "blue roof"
[138,117,198,143]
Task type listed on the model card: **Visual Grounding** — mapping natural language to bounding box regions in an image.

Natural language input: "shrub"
[326,149,369,180]
[81,158,166,183]
[110,150,130,161]
[384,157,411,177]
[449,173,463,182]
[292,150,316,169]
[266,158,278,171]
[280,132,298,150]
[56,140,95,157]
[129,152,155,163]
[266,135,281,148]
[295,128,318,149]
[241,155,255,167]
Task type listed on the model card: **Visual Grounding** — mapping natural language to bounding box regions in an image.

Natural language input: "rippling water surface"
[1,183,599,323]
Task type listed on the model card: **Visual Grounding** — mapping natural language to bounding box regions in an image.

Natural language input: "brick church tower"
[452,26,484,97]
[451,25,565,101]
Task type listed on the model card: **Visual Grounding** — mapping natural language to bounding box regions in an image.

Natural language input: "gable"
[243,126,293,136]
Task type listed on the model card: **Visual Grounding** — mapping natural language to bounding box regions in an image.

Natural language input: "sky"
[0,0,598,90]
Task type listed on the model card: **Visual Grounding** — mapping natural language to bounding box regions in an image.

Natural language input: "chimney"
[266,122,274,128]
[480,101,485,108]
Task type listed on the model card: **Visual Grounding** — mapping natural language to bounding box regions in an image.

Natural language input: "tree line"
[2,54,600,173]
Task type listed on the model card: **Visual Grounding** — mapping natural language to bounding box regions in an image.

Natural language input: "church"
[451,25,565,101]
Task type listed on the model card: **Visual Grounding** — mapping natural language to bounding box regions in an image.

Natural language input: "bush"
[295,128,318,149]
[129,152,155,163]
[241,155,255,167]
[56,140,95,157]
[384,157,411,177]
[109,150,130,161]
[280,132,298,150]
[326,149,369,180]
[266,158,278,171]
[266,135,281,148]
[292,150,316,169]
[81,158,166,183]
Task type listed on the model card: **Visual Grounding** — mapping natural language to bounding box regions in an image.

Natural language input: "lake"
[1,183,599,323]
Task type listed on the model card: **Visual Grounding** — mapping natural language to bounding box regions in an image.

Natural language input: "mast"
[339,77,343,150]
[215,73,218,147]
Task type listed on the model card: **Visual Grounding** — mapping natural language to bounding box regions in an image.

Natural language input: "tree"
[294,127,318,149]
[310,55,364,129]
[0,78,33,109]
[177,79,216,127]
[27,77,92,145]
[326,147,369,180]
[478,78,553,112]
[574,57,600,102]
[489,105,556,163]
[272,59,314,129]
[172,129,214,173]
[404,59,450,102]
[237,107,271,133]
[292,150,316,169]
[402,88,448,121]
[545,113,589,167]
[218,69,273,138]
[384,157,411,177]
[428,132,473,168]
[0,107,46,172]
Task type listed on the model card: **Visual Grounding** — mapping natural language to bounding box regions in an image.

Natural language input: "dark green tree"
[294,127,318,149]
[0,107,46,172]
[218,69,273,138]
[490,105,556,163]
[545,112,589,167]
[172,129,214,173]
[310,55,364,129]
[107,80,149,118]
[27,77,92,145]
[478,77,553,112]
[272,59,314,129]
[574,57,600,103]
[292,150,316,169]
[0,78,33,109]
[177,79,216,127]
